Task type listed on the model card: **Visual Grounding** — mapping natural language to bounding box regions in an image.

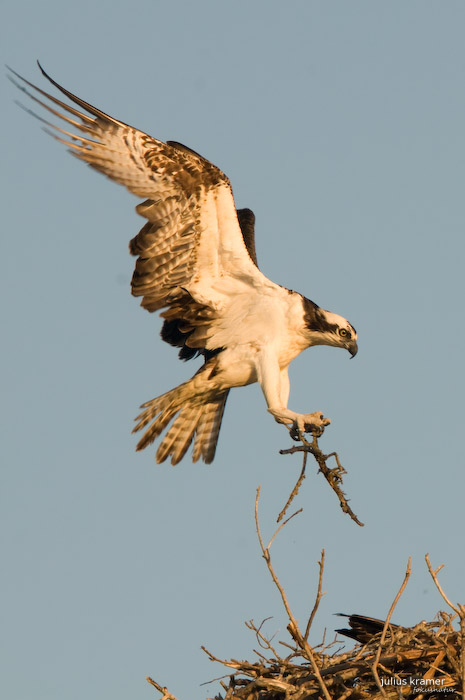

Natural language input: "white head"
[302,299,358,357]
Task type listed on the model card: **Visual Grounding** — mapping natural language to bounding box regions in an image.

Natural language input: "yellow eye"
[339,328,351,339]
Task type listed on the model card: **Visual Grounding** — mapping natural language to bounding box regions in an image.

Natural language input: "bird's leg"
[258,361,331,436]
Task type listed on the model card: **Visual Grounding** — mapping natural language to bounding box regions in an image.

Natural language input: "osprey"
[9,64,358,465]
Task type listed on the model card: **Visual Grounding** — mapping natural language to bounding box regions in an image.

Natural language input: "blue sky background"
[2,2,465,699]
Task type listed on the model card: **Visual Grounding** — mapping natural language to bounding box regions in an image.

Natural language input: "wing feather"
[9,64,271,358]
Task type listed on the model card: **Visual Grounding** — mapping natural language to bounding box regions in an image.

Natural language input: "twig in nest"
[280,431,364,526]
[146,676,179,700]
[425,553,465,700]
[425,554,463,617]
[201,646,243,671]
[304,549,326,641]
[371,556,412,697]
[247,618,280,656]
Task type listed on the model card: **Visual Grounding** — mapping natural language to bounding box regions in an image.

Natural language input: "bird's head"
[302,298,358,357]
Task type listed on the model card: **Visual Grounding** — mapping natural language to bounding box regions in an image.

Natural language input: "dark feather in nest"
[335,613,401,643]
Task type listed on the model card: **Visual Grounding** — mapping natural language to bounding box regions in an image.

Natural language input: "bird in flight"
[9,63,358,465]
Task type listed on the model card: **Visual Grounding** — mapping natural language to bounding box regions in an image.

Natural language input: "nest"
[207,611,461,700]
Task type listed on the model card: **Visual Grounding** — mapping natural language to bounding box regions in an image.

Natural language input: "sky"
[2,2,465,699]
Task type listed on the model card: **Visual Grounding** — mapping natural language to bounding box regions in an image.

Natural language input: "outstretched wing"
[8,64,269,358]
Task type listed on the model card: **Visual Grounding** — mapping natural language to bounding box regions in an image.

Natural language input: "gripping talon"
[268,408,331,437]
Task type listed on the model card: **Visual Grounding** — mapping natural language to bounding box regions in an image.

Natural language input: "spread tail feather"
[133,375,229,465]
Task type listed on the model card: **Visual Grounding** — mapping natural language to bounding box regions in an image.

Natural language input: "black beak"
[348,340,358,358]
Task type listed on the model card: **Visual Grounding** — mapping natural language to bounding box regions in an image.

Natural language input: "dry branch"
[254,486,332,700]
[146,676,180,700]
[425,555,465,700]
[304,549,326,642]
[279,432,364,526]
[371,557,412,696]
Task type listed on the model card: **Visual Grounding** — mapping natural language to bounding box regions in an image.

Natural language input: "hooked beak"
[348,340,358,358]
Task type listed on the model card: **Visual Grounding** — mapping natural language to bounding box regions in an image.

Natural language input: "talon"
[290,424,301,441]
[300,411,331,434]
[268,407,331,436]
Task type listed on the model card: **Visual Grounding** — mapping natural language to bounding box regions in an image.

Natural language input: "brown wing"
[8,64,266,360]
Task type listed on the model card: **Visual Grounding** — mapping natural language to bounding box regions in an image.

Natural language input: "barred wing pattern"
[9,64,266,358]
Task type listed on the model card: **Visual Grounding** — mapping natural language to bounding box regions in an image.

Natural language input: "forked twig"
[280,432,364,526]
[425,554,462,616]
[245,618,283,661]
